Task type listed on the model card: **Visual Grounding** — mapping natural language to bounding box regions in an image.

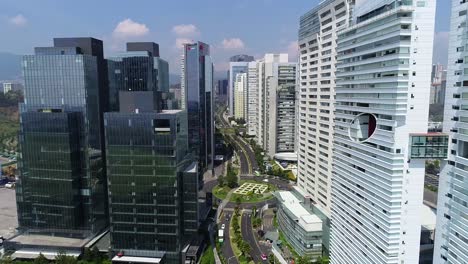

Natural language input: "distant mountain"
[0,52,22,80]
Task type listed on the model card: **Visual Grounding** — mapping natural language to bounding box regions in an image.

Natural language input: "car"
[221,224,225,229]
[261,254,267,261]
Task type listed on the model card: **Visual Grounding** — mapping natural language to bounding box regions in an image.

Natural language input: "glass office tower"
[105,111,197,264]
[16,40,107,237]
[106,43,199,264]
[181,42,214,175]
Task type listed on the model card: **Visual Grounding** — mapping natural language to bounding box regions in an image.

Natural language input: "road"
[214,104,280,263]
[221,212,238,264]
[216,104,258,176]
[241,211,270,263]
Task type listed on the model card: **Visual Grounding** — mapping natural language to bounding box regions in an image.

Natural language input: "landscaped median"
[230,210,254,264]
[212,180,278,204]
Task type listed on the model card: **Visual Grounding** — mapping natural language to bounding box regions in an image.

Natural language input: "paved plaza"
[233,182,268,195]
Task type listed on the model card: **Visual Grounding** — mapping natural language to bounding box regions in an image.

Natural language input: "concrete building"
[228,55,254,116]
[250,54,297,158]
[229,54,254,62]
[331,1,437,263]
[433,0,468,263]
[228,62,249,117]
[2,82,23,94]
[234,73,246,120]
[247,62,259,137]
[297,0,354,216]
[274,187,324,260]
[430,64,447,105]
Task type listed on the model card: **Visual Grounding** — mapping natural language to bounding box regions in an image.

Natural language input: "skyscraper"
[228,55,254,116]
[430,64,447,105]
[16,38,108,239]
[433,0,468,262]
[247,62,259,137]
[331,1,436,263]
[297,0,354,216]
[216,79,228,101]
[234,73,247,120]
[229,54,254,62]
[105,43,200,264]
[248,54,297,158]
[181,41,214,175]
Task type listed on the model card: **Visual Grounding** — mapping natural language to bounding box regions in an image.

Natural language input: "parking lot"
[0,188,17,239]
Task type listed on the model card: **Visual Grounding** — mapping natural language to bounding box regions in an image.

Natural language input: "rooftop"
[9,234,89,248]
[276,190,322,232]
[112,256,163,264]
[161,109,183,114]
[12,249,81,260]
[184,161,197,173]
[421,204,437,230]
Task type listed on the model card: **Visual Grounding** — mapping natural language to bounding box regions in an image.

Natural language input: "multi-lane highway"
[221,212,238,264]
[214,104,289,263]
[241,211,270,263]
[215,105,258,176]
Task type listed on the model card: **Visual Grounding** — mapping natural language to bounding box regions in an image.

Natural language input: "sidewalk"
[216,188,236,224]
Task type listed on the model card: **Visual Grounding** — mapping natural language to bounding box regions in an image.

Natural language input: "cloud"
[433,31,449,65]
[221,38,245,50]
[175,38,193,49]
[8,14,27,27]
[172,24,199,36]
[113,18,149,39]
[287,41,298,60]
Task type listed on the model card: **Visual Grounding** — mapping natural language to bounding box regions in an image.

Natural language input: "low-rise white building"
[274,187,325,260]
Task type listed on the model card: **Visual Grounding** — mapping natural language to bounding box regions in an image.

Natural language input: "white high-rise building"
[247,61,259,136]
[297,0,354,217]
[250,54,297,158]
[234,73,247,120]
[331,1,436,263]
[228,56,254,116]
[433,0,468,263]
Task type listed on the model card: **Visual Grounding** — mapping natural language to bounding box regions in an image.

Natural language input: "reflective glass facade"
[16,45,107,237]
[105,111,198,264]
[182,42,214,174]
[410,134,449,159]
[108,50,169,113]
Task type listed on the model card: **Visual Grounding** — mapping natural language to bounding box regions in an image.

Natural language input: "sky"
[0,0,451,75]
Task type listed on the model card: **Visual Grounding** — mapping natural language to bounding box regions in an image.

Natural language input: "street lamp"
[227,256,236,264]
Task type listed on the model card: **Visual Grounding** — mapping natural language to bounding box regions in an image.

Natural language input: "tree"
[252,206,257,217]
[296,256,312,264]
[218,174,225,187]
[235,196,242,207]
[33,254,48,264]
[313,256,330,264]
[239,241,251,257]
[268,254,275,264]
[226,164,238,188]
[252,217,262,228]
[0,255,13,264]
[55,251,78,264]
[91,247,103,263]
[82,248,94,262]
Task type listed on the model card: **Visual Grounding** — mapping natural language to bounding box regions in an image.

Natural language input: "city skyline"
[0,1,465,264]
[0,0,451,76]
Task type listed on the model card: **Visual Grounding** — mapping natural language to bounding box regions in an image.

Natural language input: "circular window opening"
[348,113,377,143]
